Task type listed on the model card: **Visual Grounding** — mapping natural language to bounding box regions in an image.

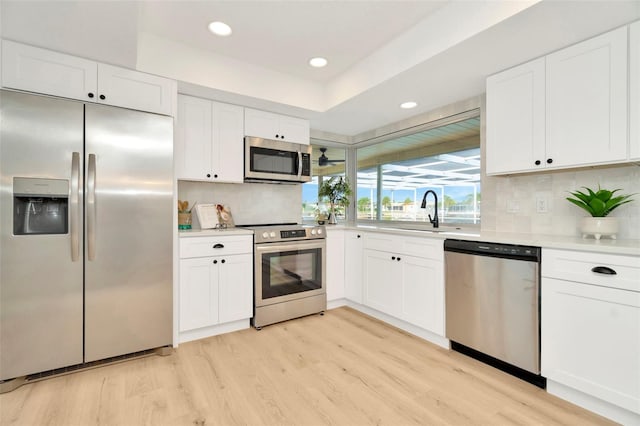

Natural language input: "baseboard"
[178,319,250,344]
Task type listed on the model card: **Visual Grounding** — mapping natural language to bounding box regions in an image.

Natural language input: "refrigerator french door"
[0,90,173,381]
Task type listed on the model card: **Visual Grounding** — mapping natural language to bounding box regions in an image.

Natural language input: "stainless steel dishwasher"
[444,239,545,387]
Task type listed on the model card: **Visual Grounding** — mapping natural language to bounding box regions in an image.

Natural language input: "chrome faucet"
[420,190,439,228]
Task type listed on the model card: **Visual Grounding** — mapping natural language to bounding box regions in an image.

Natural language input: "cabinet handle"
[546,158,553,164]
[591,266,617,275]
[213,243,224,249]
[213,260,218,264]
[87,92,94,99]
[534,160,541,166]
[206,173,211,178]
[99,94,106,100]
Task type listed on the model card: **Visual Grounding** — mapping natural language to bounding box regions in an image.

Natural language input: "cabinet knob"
[397,257,401,261]
[87,92,94,99]
[546,158,553,164]
[206,173,211,178]
[213,260,218,264]
[391,256,396,260]
[280,135,285,139]
[275,134,279,138]
[357,235,361,238]
[221,259,226,264]
[99,94,106,100]
[214,174,218,178]
[535,160,541,166]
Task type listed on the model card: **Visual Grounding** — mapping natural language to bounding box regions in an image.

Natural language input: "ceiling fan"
[316,147,346,167]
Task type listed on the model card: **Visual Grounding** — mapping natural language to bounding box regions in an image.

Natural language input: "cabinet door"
[630,21,640,161]
[179,257,218,331]
[486,58,545,174]
[326,229,345,301]
[546,26,628,167]
[1,40,97,102]
[363,250,401,316]
[218,253,253,323]
[344,231,364,303]
[278,115,310,144]
[175,95,213,180]
[211,101,244,183]
[244,108,279,139]
[542,278,640,414]
[97,63,175,115]
[401,255,444,335]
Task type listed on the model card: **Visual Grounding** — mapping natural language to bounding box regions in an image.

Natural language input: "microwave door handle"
[297,151,302,179]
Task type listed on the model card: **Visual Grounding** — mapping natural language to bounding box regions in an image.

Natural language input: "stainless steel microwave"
[244,136,312,183]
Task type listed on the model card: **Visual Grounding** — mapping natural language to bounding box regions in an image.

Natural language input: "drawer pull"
[591,266,617,275]
[213,243,224,249]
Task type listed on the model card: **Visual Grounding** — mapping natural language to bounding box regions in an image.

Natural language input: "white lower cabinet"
[325,228,345,303]
[344,230,364,303]
[362,233,444,336]
[179,235,253,342]
[542,248,640,422]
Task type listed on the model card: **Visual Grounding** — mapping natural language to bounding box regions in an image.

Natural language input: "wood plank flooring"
[0,307,613,426]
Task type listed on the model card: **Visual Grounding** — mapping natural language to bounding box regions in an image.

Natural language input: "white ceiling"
[1,1,639,138]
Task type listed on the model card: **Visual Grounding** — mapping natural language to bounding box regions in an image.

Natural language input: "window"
[356,113,481,226]
[302,144,346,222]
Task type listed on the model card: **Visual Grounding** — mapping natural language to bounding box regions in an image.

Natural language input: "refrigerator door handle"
[70,152,81,261]
[87,153,97,260]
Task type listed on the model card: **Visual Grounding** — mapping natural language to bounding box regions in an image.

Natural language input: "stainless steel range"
[246,223,326,329]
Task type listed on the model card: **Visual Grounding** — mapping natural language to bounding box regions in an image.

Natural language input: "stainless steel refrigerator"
[0,90,173,382]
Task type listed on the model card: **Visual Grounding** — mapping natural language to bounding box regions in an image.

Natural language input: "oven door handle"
[255,239,326,254]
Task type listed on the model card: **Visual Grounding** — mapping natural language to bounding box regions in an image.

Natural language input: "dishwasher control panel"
[444,239,540,262]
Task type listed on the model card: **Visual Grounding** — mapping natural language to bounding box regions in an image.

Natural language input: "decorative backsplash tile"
[481,164,640,240]
[178,180,302,226]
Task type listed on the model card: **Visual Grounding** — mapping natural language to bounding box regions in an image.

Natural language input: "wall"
[481,164,640,240]
[178,180,302,226]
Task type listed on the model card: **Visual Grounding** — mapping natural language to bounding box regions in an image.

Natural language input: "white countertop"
[178,228,254,237]
[334,224,640,256]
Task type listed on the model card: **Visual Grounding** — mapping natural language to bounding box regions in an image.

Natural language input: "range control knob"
[269,231,276,238]
[317,228,323,235]
[262,232,269,239]
[311,229,317,235]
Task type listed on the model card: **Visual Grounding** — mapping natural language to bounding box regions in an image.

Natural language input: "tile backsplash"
[481,164,640,240]
[178,180,302,226]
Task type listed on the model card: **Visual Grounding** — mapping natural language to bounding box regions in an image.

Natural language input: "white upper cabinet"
[175,95,244,183]
[2,40,97,101]
[486,25,630,174]
[96,63,175,115]
[546,26,628,168]
[244,108,310,144]
[630,21,640,161]
[486,58,545,174]
[1,40,175,116]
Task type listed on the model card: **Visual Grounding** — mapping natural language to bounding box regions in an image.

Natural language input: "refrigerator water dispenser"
[13,177,68,235]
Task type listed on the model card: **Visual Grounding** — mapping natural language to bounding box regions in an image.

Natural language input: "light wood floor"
[0,307,613,426]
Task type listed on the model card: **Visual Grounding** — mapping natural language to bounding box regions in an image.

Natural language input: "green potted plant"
[318,176,352,224]
[566,186,635,240]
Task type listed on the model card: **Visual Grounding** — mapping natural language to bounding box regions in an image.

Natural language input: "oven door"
[255,239,325,307]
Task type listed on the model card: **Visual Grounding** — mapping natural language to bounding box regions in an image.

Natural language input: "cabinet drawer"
[180,235,252,258]
[364,233,443,260]
[542,248,640,292]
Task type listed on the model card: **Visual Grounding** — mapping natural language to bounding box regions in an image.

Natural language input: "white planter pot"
[579,217,619,240]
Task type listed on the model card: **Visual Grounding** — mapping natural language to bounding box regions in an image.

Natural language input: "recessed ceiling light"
[400,101,417,109]
[208,21,232,37]
[309,57,328,68]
